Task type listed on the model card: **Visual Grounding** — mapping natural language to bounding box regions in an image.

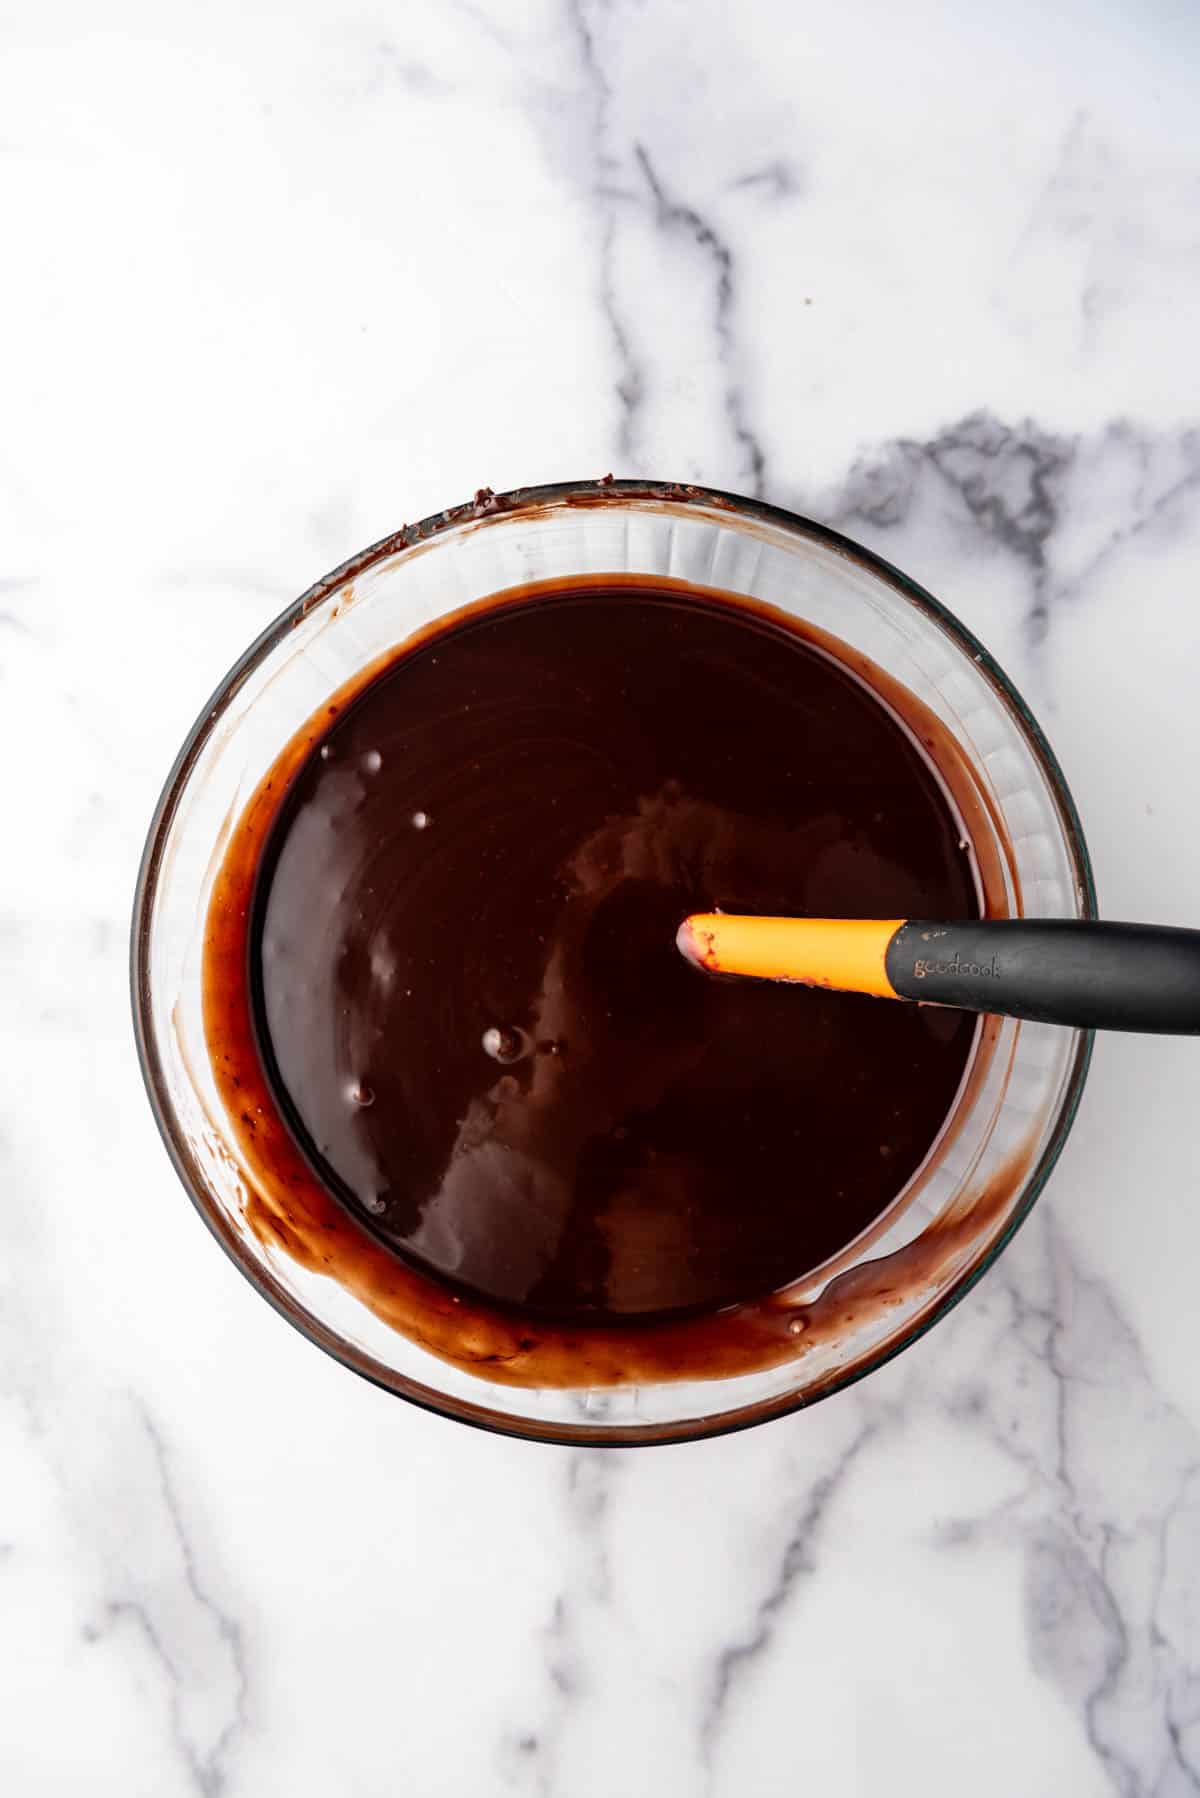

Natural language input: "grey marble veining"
[3,0,1200,1792]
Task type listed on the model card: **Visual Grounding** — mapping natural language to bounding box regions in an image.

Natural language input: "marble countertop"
[5,1,1200,1791]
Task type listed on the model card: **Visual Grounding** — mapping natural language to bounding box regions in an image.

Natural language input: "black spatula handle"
[886,920,1200,1033]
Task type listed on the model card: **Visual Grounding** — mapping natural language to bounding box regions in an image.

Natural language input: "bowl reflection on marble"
[131,481,1094,1445]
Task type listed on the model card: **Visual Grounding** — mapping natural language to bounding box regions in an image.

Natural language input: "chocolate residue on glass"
[203,575,1013,1389]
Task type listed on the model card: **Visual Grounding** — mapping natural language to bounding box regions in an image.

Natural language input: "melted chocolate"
[247,582,978,1327]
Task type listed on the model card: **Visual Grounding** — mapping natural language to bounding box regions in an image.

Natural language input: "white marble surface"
[4,0,1200,1790]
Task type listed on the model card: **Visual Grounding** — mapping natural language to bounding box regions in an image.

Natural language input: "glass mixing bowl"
[131,481,1094,1444]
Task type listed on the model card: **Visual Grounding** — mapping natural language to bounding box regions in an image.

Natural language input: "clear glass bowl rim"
[130,478,1096,1445]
